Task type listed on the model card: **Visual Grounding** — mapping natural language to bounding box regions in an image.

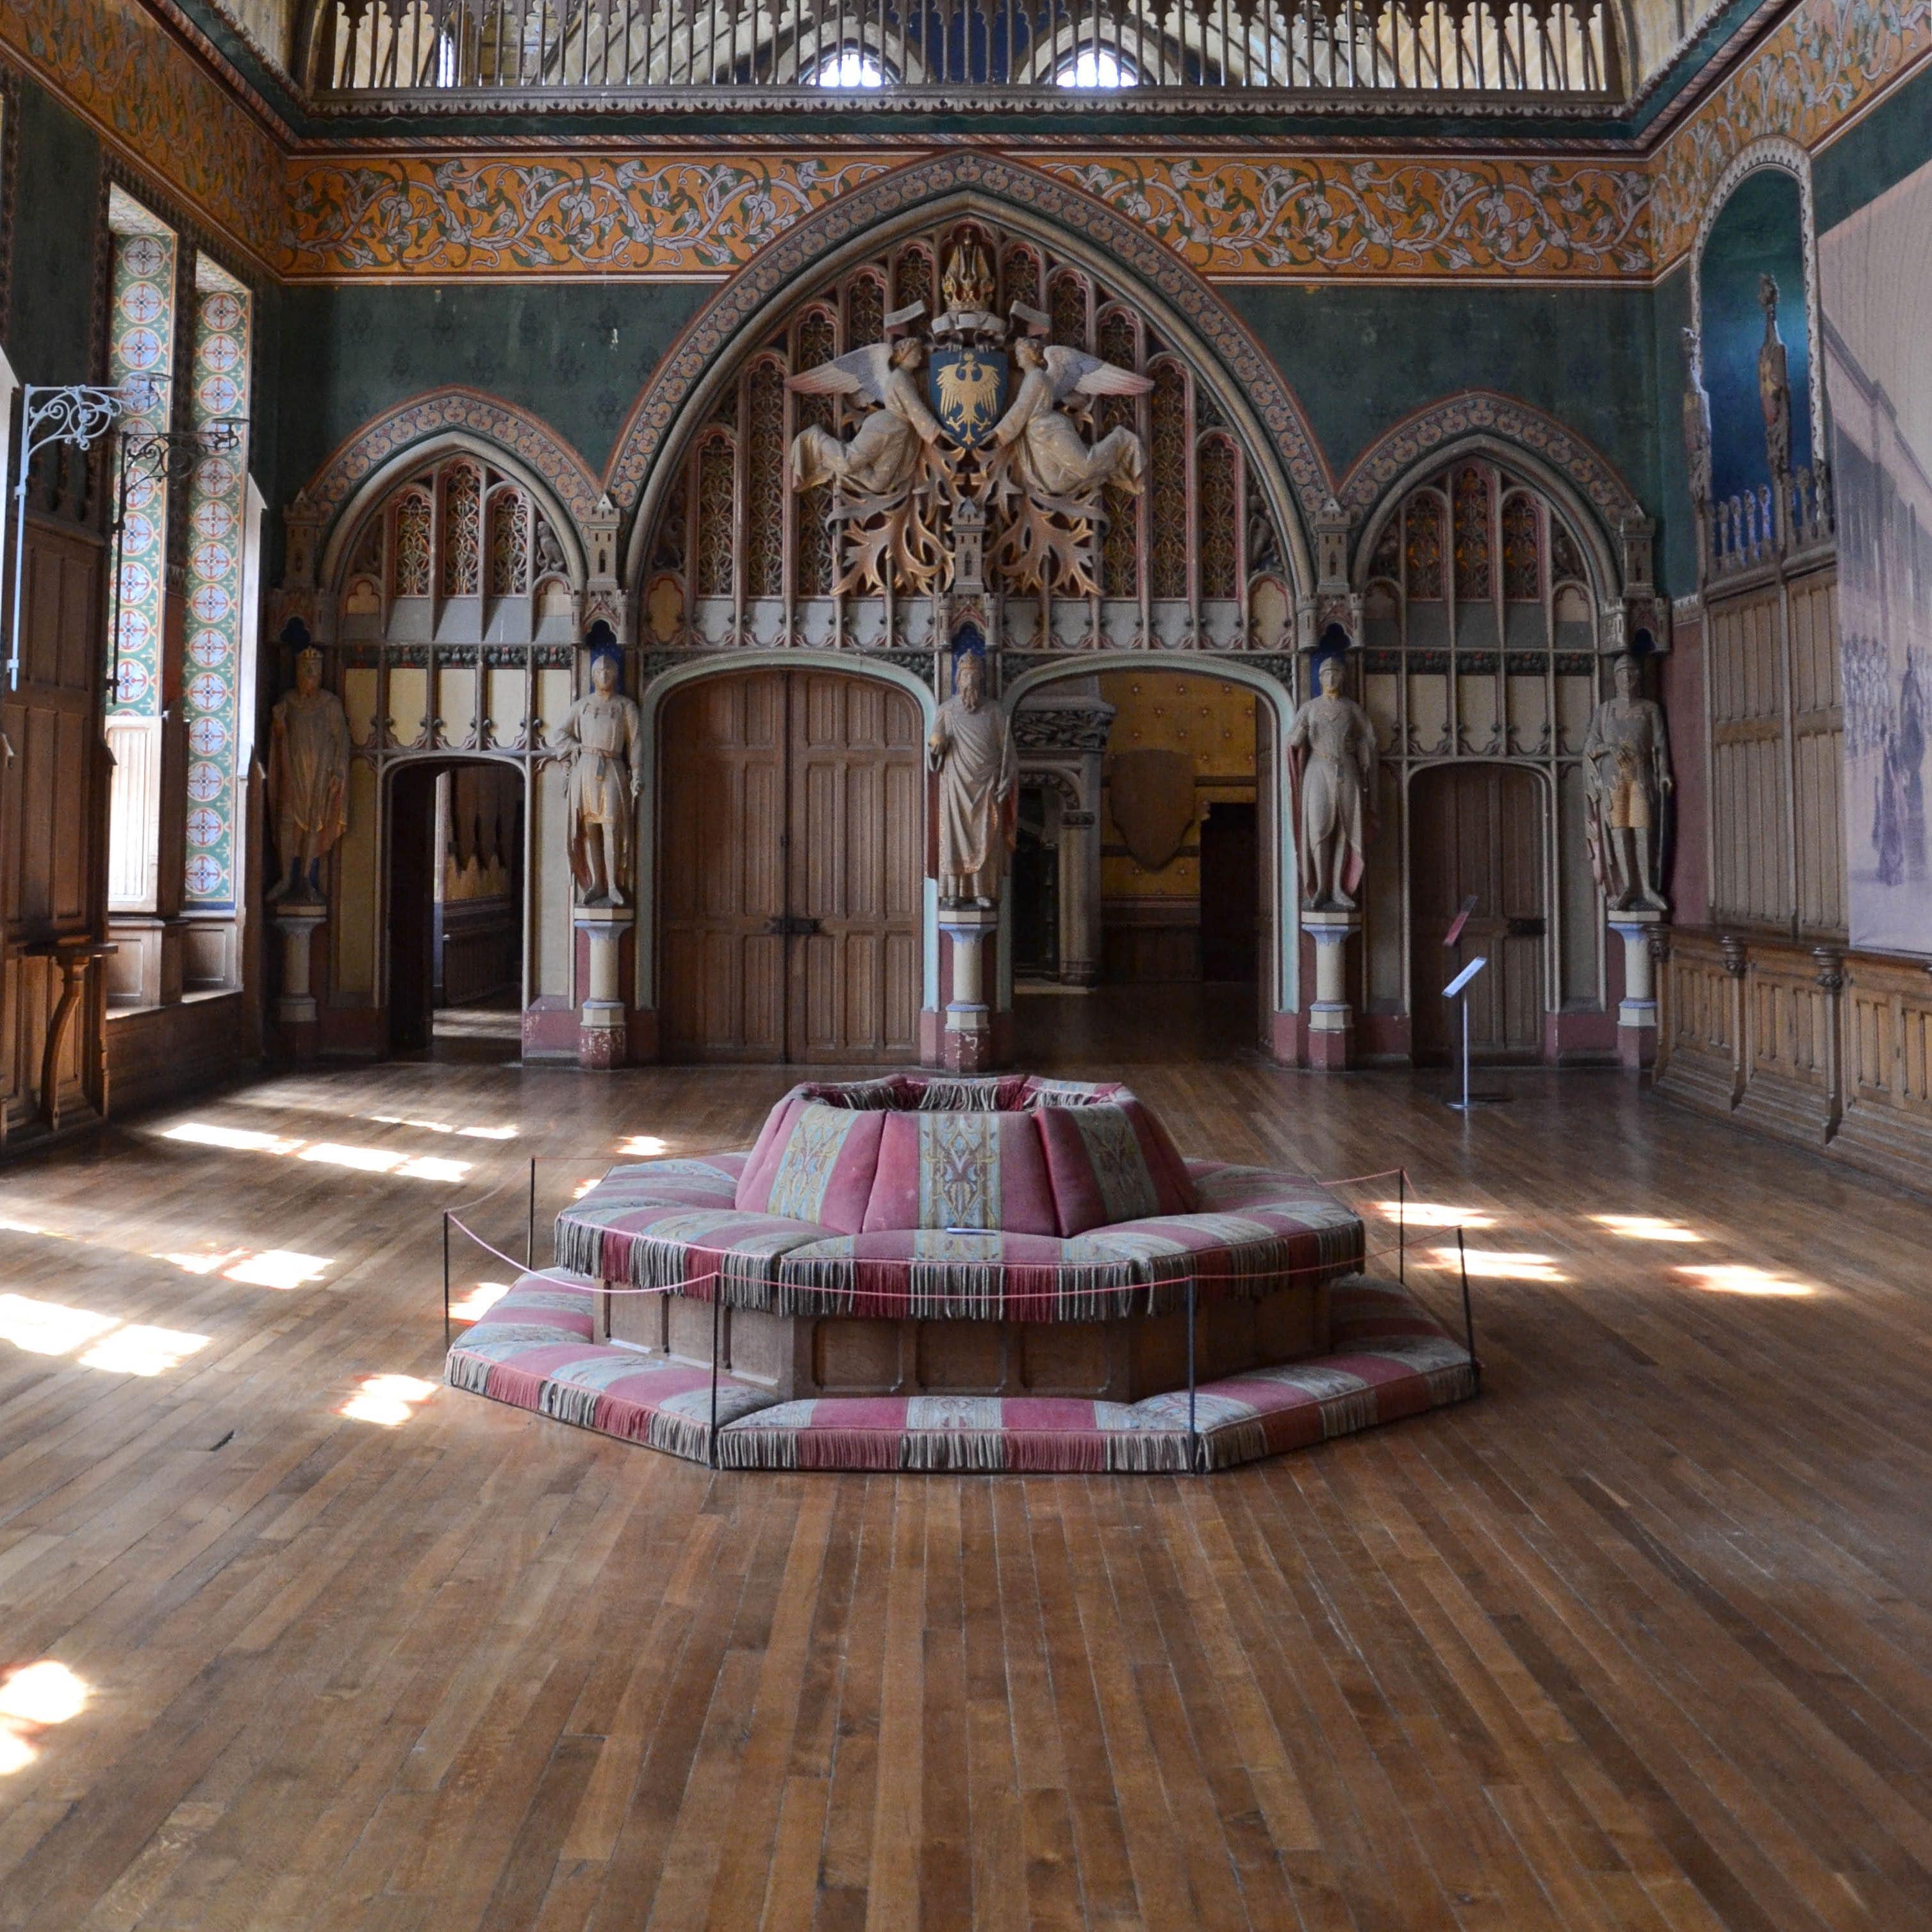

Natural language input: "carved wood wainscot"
[1655,929,1932,1195]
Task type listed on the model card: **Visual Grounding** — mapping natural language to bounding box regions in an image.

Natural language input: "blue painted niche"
[1700,169,1812,506]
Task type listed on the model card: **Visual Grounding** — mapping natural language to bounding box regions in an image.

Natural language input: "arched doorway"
[386,757,526,1058]
[1408,763,1547,1062]
[657,668,923,1062]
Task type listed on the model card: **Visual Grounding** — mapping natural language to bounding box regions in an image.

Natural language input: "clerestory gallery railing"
[301,0,1619,103]
[1706,462,1835,584]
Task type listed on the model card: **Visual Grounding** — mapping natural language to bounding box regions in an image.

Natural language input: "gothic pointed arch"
[1337,391,1643,594]
[607,153,1331,599]
[297,387,605,566]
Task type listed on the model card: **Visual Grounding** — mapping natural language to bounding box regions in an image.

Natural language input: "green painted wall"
[275,281,711,497]
[1816,61,1932,235]
[5,78,101,387]
[1231,281,1666,579]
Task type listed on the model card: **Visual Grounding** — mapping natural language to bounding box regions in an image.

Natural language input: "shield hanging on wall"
[1106,748,1198,872]
[929,345,1007,449]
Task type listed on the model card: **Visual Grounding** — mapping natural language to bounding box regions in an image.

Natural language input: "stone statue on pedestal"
[1584,654,1672,911]
[1285,654,1376,911]
[928,653,1017,907]
[552,649,644,907]
[266,646,350,904]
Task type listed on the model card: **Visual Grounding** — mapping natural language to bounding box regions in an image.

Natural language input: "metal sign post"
[1442,954,1507,1112]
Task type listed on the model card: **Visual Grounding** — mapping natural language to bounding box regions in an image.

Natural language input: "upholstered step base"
[447,1273,1477,1473]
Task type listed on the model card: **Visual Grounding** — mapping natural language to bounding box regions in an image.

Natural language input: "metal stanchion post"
[527,1158,536,1270]
[708,1281,722,1471]
[1398,1168,1407,1284]
[1457,1223,1480,1393]
[1186,1275,1200,1474]
[442,1210,450,1348]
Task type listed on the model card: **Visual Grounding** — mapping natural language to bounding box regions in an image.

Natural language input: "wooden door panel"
[664,670,921,1062]
[1410,763,1546,1062]
[661,669,788,1059]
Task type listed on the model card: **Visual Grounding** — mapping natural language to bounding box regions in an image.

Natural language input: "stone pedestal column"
[939,904,1001,1074]
[1302,910,1360,1070]
[1609,907,1665,1070]
[272,909,326,1059]
[1059,808,1100,986]
[575,904,632,1070]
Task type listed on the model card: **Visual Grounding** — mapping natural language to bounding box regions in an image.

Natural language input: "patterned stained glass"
[1149,361,1189,601]
[1000,245,1041,315]
[793,310,837,596]
[108,226,176,718]
[893,248,933,317]
[442,464,481,595]
[180,269,251,911]
[1405,493,1445,599]
[1501,492,1541,600]
[1451,465,1491,601]
[745,359,787,598]
[1551,521,1587,586]
[1049,272,1087,347]
[1369,514,1402,582]
[695,434,735,598]
[1198,438,1239,599]
[488,489,528,595]
[846,274,884,349]
[1097,310,1141,600]
[393,491,431,595]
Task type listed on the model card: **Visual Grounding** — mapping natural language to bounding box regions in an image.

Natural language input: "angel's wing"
[1041,344,1155,401]
[786,342,895,406]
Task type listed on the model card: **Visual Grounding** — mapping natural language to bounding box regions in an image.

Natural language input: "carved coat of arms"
[787,226,1152,601]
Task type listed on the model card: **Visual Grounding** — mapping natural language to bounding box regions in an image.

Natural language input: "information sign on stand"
[1442,955,1508,1111]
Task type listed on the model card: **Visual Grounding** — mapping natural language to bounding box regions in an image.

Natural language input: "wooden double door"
[1410,763,1548,1062]
[659,670,923,1062]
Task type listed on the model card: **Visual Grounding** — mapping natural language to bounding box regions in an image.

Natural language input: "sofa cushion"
[733,1102,886,1234]
[861,1109,1060,1237]
[1036,1100,1197,1235]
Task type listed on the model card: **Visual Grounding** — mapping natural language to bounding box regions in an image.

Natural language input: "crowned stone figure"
[927,653,1017,908]
[552,647,645,907]
[266,645,351,905]
[1285,652,1377,912]
[1681,326,1713,511]
[1583,654,1672,912]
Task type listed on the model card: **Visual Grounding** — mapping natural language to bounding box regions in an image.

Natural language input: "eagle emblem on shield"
[930,345,1007,449]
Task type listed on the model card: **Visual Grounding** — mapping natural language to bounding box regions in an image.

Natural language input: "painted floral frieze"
[1030,156,1654,279]
[281,156,912,279]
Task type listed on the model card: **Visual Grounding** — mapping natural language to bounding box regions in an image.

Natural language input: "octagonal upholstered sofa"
[445,1075,1480,1471]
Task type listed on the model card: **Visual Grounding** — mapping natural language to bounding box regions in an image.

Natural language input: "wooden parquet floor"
[3,1037,1932,1931]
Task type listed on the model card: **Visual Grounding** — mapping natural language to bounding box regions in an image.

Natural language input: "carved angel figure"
[991,339,1152,500]
[789,338,942,500]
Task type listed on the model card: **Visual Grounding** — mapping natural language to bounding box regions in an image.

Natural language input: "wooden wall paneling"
[1788,570,1844,936]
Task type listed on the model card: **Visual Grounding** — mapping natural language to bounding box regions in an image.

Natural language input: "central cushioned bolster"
[733,1102,886,1234]
[1037,1100,1199,1236]
[861,1110,1060,1235]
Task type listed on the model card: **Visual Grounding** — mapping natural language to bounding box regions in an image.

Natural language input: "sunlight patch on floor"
[158,1121,473,1183]
[1433,1246,1566,1282]
[1677,1263,1815,1297]
[368,1114,518,1140]
[1592,1214,1705,1243]
[342,1374,439,1426]
[219,1250,331,1289]
[0,1293,210,1375]
[1375,1201,1495,1229]
[617,1135,668,1157]
[449,1282,511,1321]
[0,1661,90,1776]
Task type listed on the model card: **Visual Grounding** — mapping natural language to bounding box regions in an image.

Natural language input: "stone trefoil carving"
[789,229,1152,603]
[1584,654,1672,912]
[267,647,351,905]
